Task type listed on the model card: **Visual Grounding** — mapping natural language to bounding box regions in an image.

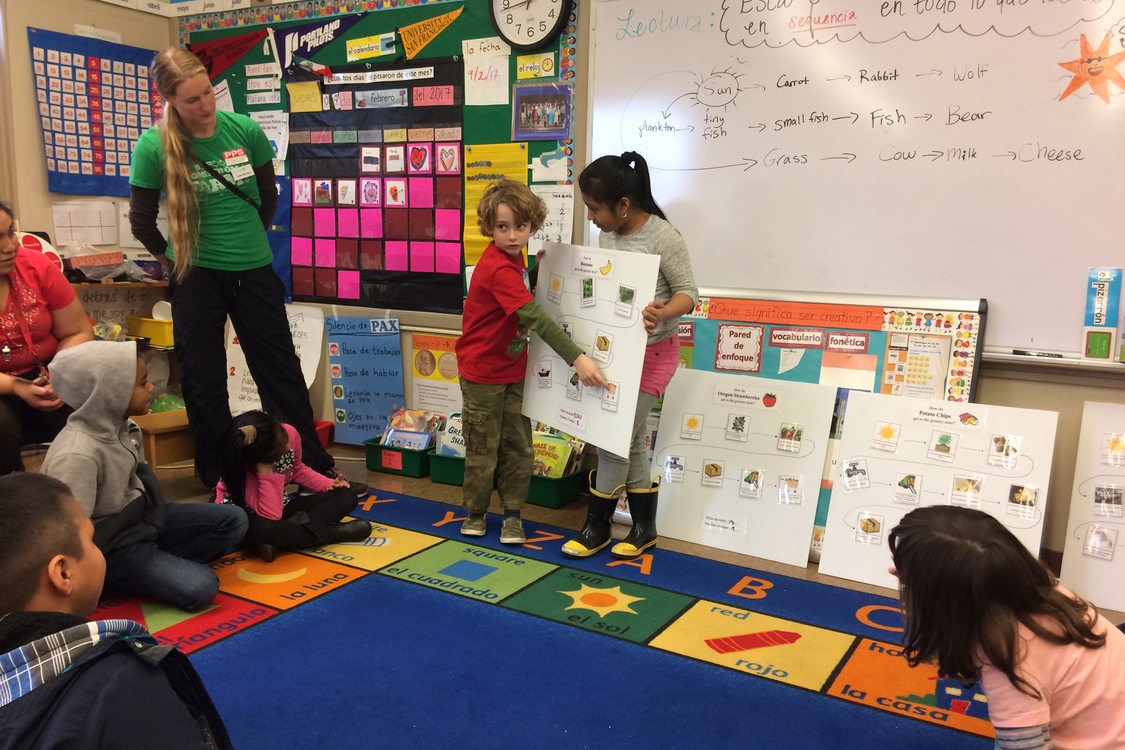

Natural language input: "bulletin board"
[186,0,580,313]
[683,288,987,403]
[589,0,1125,354]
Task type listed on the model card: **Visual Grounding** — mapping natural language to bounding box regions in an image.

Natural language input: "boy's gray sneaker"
[461,513,487,536]
[499,516,525,544]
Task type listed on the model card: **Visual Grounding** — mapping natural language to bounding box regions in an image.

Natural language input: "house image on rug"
[932,677,989,720]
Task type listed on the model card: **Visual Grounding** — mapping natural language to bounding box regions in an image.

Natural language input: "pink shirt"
[979,608,1125,749]
[214,423,334,520]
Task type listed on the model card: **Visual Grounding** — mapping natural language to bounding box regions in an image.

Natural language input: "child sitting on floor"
[889,505,1125,749]
[41,340,247,612]
[0,471,233,749]
[216,410,371,562]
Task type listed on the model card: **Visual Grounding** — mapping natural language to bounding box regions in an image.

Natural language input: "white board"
[522,241,659,457]
[226,303,325,414]
[819,391,1058,589]
[1060,401,1125,612]
[652,368,837,568]
[590,0,1125,353]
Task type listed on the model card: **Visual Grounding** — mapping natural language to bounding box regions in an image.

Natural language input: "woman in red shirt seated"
[0,202,95,473]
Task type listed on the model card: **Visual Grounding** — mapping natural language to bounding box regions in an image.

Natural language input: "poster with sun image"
[652,368,837,568]
[521,241,659,458]
[820,391,1058,590]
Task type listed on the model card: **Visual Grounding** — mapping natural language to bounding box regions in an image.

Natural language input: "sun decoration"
[878,424,897,440]
[560,584,645,618]
[1058,31,1125,103]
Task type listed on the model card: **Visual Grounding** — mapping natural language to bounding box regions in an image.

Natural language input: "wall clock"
[489,0,570,51]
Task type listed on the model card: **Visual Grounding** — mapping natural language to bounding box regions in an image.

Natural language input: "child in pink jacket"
[215,410,370,561]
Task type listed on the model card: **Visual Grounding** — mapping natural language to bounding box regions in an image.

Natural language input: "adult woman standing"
[0,202,95,474]
[129,47,334,489]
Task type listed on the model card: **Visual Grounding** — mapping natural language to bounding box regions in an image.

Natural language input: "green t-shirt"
[129,110,274,271]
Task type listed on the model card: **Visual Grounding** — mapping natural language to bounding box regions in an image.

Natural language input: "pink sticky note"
[314,238,336,267]
[338,270,360,299]
[314,208,335,236]
[435,209,460,240]
[291,236,313,266]
[385,241,408,271]
[360,208,383,238]
[410,242,435,272]
[436,242,461,274]
[409,177,434,208]
[337,208,359,237]
[311,131,333,144]
[412,85,454,107]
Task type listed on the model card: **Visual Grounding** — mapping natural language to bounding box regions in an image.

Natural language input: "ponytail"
[578,151,666,220]
[150,47,208,281]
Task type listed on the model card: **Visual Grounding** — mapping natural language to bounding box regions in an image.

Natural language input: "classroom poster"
[226,304,325,414]
[818,391,1058,590]
[287,56,464,314]
[410,332,460,416]
[325,316,405,445]
[27,28,160,196]
[462,142,528,266]
[521,241,658,457]
[653,369,838,568]
[1060,402,1125,612]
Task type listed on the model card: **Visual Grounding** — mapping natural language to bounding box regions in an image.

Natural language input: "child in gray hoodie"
[41,340,247,611]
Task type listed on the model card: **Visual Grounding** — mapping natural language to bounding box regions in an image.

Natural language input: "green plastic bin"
[364,437,430,477]
[527,469,583,508]
[429,451,466,486]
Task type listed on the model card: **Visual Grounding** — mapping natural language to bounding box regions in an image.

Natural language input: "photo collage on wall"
[27,27,160,197]
[287,57,464,314]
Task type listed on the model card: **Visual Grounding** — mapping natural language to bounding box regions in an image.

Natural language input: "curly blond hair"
[476,179,547,237]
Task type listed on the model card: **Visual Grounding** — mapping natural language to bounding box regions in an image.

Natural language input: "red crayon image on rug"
[705,629,802,654]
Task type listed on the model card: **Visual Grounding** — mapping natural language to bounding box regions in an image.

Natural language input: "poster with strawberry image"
[652,369,837,567]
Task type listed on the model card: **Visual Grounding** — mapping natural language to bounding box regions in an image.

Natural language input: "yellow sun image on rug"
[1058,31,1125,103]
[561,584,644,617]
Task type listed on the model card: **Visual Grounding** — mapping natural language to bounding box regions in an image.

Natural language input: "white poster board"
[652,368,837,568]
[521,241,658,457]
[226,303,325,414]
[1060,401,1125,612]
[819,391,1058,590]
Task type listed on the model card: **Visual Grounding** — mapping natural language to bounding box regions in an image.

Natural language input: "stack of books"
[381,408,447,451]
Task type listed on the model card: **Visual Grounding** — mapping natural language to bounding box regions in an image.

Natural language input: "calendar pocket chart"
[819,391,1058,589]
[28,27,159,196]
[652,369,837,568]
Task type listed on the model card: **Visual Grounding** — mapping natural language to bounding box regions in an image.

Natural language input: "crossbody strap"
[188,151,260,210]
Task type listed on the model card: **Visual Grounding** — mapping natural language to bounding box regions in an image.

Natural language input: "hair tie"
[239,424,257,445]
[620,150,638,166]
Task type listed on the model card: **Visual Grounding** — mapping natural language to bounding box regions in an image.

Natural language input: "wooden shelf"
[71,280,168,289]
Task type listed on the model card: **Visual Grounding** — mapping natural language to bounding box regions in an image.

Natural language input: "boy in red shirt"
[456,180,607,543]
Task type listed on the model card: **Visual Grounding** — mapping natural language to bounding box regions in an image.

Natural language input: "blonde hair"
[476,179,547,237]
[150,47,207,281]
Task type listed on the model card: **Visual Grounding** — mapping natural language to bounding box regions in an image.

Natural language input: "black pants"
[0,371,73,474]
[170,264,332,488]
[241,488,357,549]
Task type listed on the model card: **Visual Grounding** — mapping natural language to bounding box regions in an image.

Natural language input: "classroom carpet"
[93,490,994,749]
